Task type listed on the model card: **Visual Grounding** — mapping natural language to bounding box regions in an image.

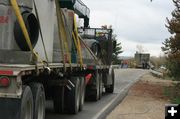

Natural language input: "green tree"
[162,0,180,80]
[112,35,123,64]
[101,25,123,64]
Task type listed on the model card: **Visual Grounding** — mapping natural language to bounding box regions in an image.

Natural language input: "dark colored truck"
[0,0,115,119]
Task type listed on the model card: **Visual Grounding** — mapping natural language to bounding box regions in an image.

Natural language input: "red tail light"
[85,74,92,85]
[0,77,10,87]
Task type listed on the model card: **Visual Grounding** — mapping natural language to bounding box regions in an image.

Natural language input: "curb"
[150,69,163,78]
[93,72,147,119]
[92,86,129,119]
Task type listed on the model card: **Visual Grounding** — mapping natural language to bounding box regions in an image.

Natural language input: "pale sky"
[83,0,175,57]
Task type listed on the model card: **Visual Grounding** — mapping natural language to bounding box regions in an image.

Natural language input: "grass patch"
[163,83,180,104]
[172,97,180,104]
[164,87,170,97]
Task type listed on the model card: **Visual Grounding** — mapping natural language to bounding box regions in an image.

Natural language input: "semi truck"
[134,53,150,69]
[0,0,115,119]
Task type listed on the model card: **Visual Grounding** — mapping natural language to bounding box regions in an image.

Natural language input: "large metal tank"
[53,8,95,65]
[0,0,55,64]
[0,0,33,50]
[0,0,94,65]
[53,9,74,63]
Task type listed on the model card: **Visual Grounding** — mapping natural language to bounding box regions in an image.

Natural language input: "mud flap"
[0,98,21,119]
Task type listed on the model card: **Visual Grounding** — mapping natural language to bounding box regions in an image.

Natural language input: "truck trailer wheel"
[30,83,45,119]
[91,71,100,101]
[53,86,64,113]
[91,43,99,57]
[20,86,33,119]
[99,73,103,99]
[79,77,86,111]
[105,69,115,93]
[67,77,80,114]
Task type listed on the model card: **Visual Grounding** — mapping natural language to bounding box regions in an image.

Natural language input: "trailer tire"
[20,86,33,119]
[53,86,64,113]
[79,77,86,111]
[29,83,45,119]
[91,71,100,101]
[105,69,115,93]
[91,43,98,56]
[67,77,80,114]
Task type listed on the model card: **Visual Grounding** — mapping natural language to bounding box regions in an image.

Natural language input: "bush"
[164,83,180,104]
[167,60,180,81]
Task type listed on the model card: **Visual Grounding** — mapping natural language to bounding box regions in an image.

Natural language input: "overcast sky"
[83,0,175,57]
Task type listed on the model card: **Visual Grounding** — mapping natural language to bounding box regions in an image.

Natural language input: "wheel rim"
[38,94,44,119]
[25,100,33,119]
[81,96,84,106]
[99,73,103,98]
[81,90,85,105]
[76,80,80,110]
[96,73,100,100]
[81,78,85,105]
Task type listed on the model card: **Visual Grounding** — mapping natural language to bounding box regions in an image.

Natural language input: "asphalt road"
[46,69,147,119]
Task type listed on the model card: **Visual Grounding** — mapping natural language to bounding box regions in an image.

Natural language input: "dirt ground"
[107,72,174,119]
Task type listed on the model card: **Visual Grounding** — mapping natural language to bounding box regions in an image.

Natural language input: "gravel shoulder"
[107,72,174,119]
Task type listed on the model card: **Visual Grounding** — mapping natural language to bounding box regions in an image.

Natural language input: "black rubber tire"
[105,69,115,93]
[14,12,39,51]
[79,77,86,111]
[91,43,99,56]
[20,86,33,119]
[53,86,64,113]
[67,77,81,114]
[29,83,45,119]
[91,71,100,101]
[99,73,103,99]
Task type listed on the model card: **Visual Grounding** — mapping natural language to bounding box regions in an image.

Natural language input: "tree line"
[162,0,180,80]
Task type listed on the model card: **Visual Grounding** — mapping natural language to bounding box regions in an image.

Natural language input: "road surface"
[46,69,148,119]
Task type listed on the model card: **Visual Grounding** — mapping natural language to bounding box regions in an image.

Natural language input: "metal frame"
[59,0,90,27]
[78,28,113,41]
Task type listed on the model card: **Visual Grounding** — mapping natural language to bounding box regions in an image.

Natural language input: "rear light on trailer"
[85,74,92,85]
[0,76,10,87]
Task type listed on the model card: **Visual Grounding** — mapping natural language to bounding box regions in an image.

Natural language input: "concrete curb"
[94,87,129,119]
[150,69,163,78]
[93,72,147,119]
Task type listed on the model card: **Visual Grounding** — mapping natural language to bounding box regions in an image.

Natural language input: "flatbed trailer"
[0,63,113,119]
[0,0,115,119]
